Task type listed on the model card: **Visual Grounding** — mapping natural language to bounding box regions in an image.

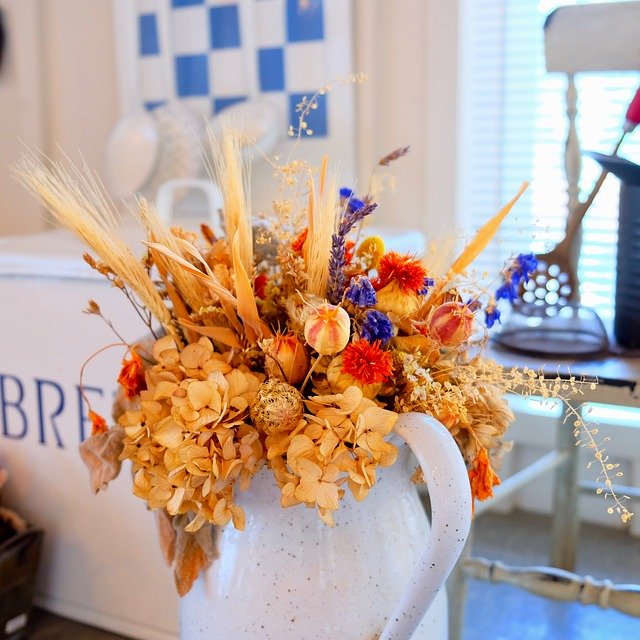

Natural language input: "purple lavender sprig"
[327,201,377,304]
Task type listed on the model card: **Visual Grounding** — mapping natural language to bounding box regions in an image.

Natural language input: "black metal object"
[0,528,43,640]
[589,152,640,350]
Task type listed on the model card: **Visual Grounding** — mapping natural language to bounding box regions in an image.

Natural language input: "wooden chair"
[447,3,640,638]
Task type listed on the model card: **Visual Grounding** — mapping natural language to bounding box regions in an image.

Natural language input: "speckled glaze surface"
[179,413,472,639]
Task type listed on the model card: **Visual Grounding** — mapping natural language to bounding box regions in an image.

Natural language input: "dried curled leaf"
[155,510,177,567]
[172,515,219,596]
[78,426,125,493]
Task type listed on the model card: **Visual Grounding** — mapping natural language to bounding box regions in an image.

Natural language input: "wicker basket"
[0,527,43,640]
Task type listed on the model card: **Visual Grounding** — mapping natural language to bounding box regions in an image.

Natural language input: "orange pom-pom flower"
[341,339,394,386]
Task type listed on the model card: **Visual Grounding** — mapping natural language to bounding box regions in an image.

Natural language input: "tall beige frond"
[208,126,253,277]
[14,155,179,340]
[135,198,208,311]
[305,159,337,298]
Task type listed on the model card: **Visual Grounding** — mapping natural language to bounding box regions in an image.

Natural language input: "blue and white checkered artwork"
[134,0,352,143]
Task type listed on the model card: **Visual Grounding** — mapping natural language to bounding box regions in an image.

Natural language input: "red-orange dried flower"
[468,447,501,505]
[254,272,268,299]
[117,348,146,399]
[344,240,355,264]
[89,410,108,436]
[374,252,428,293]
[292,228,308,254]
[341,339,393,385]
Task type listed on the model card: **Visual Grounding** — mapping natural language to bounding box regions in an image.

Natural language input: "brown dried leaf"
[78,426,125,494]
[378,146,410,166]
[173,515,213,596]
[155,510,177,567]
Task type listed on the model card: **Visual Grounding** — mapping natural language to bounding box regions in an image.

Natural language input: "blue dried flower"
[417,276,436,296]
[485,307,501,328]
[346,276,377,307]
[495,281,518,303]
[339,187,354,199]
[361,310,394,344]
[516,252,538,283]
[348,197,365,212]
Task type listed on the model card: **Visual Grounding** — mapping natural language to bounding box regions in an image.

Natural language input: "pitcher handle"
[379,412,472,640]
[156,178,224,237]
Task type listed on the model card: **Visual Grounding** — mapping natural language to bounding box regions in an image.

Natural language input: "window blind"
[458,0,640,322]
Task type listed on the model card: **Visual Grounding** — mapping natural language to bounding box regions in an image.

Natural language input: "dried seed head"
[250,379,304,436]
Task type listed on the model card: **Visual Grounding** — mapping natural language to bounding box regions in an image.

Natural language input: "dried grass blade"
[231,233,271,342]
[449,181,529,275]
[146,242,237,307]
[179,320,242,349]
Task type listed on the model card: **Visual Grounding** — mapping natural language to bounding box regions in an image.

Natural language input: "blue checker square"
[289,92,328,138]
[209,5,241,49]
[172,0,204,7]
[175,55,210,96]
[213,96,247,114]
[286,0,324,42]
[258,48,284,92]
[139,14,160,56]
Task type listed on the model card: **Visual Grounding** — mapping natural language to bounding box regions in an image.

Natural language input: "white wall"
[0,0,119,236]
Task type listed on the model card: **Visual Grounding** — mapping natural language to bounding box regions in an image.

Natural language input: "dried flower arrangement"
[15,124,633,595]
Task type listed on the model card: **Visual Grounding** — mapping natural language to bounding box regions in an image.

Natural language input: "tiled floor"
[26,511,640,640]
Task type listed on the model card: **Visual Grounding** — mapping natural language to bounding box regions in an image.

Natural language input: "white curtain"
[458,0,640,319]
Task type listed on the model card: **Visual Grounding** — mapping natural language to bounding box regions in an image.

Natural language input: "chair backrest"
[464,556,640,618]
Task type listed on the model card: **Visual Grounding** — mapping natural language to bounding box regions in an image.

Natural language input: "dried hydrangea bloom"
[266,386,398,526]
[118,336,265,532]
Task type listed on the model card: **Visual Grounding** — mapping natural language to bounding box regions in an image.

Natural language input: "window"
[458,0,640,322]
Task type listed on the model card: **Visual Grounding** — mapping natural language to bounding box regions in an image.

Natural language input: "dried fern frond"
[14,154,178,339]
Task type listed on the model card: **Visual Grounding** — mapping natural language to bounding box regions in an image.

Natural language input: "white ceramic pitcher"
[179,412,472,639]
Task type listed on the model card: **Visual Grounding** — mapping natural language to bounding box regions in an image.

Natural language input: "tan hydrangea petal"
[286,434,315,471]
[152,336,179,364]
[154,418,185,448]
[180,342,213,370]
[315,481,340,510]
[153,381,179,401]
[296,457,322,481]
[187,380,215,411]
[361,406,398,434]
